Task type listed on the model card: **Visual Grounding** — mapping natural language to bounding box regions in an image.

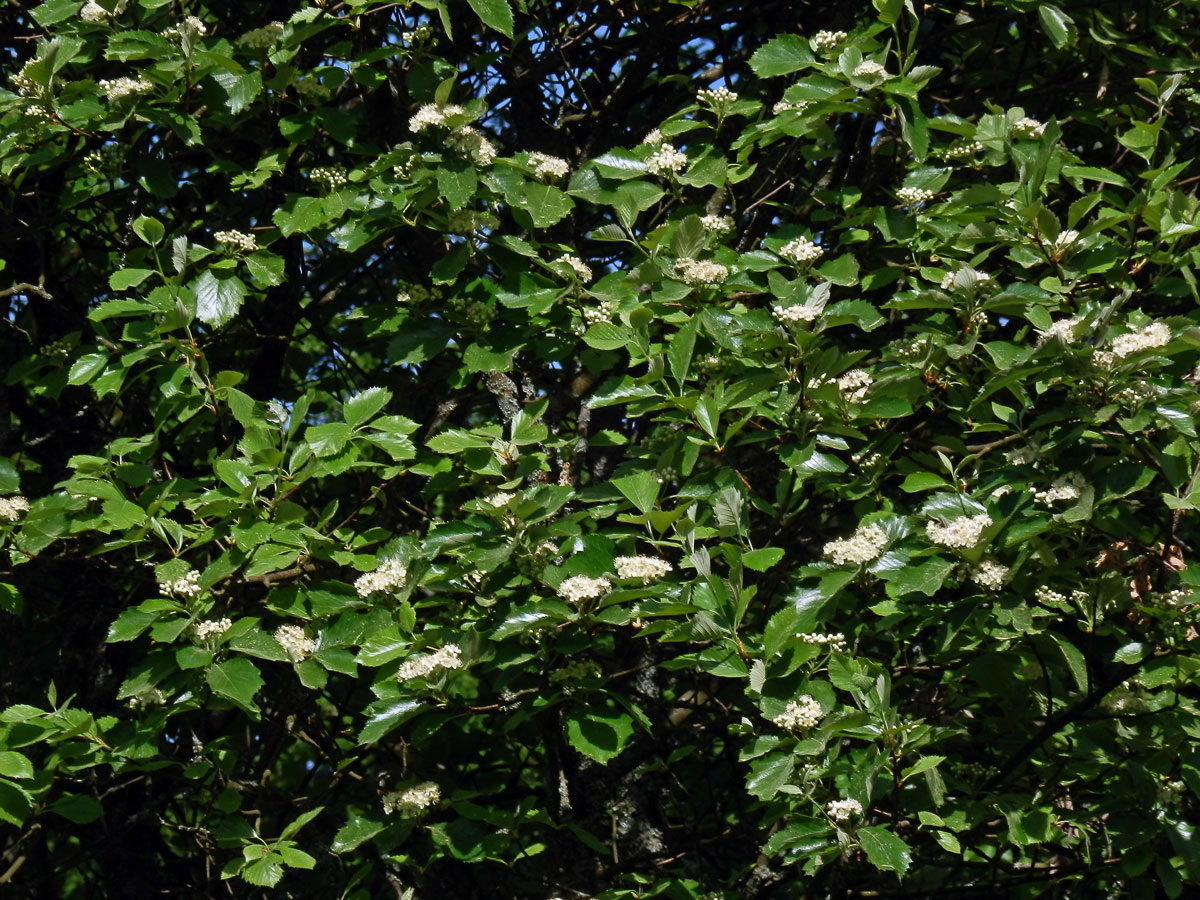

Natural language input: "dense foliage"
[4,0,1200,896]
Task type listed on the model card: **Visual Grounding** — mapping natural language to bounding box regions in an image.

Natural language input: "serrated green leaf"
[749,34,815,77]
[344,387,391,428]
[194,269,247,328]
[858,825,912,877]
[205,658,263,712]
[563,704,634,764]
[464,0,513,36]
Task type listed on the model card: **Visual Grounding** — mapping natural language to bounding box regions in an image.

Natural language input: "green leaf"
[358,698,423,745]
[0,751,33,780]
[817,252,859,286]
[332,816,386,853]
[747,752,794,800]
[205,658,264,712]
[0,779,32,826]
[344,387,391,428]
[305,422,353,457]
[211,70,263,114]
[438,159,477,208]
[901,756,946,781]
[742,547,785,572]
[194,269,247,328]
[132,215,165,246]
[241,853,285,887]
[612,468,660,513]
[109,268,155,290]
[582,323,634,351]
[1038,4,1077,49]
[563,704,634,764]
[858,825,912,877]
[68,353,109,386]
[51,794,104,824]
[516,183,574,228]
[748,34,815,77]
[465,0,514,36]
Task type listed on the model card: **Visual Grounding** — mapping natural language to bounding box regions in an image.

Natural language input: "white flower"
[396,644,463,681]
[1038,315,1082,345]
[837,369,873,403]
[697,86,738,106]
[382,781,440,816]
[773,304,820,325]
[772,97,808,115]
[354,558,408,597]
[444,126,496,166]
[772,694,823,730]
[578,299,617,330]
[826,797,863,822]
[557,574,611,603]
[1034,585,1068,606]
[193,618,232,640]
[779,236,823,265]
[944,139,984,158]
[238,22,285,49]
[852,60,888,81]
[401,24,432,43]
[274,624,316,661]
[1111,321,1170,358]
[971,559,1009,590]
[641,128,663,145]
[799,632,848,651]
[646,143,688,176]
[160,569,202,598]
[1034,472,1085,505]
[614,556,672,583]
[897,187,936,206]
[161,16,207,40]
[926,513,992,549]
[527,151,570,180]
[79,1,111,23]
[310,165,347,191]
[811,30,847,53]
[823,523,889,565]
[700,214,734,233]
[1012,116,1045,139]
[0,495,30,523]
[674,257,729,286]
[214,230,258,252]
[408,102,464,133]
[99,76,153,102]
[557,254,592,282]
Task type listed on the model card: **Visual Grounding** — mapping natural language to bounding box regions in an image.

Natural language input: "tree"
[2,0,1200,896]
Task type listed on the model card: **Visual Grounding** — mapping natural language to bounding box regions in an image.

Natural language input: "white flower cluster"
[1159,588,1194,609]
[396,281,441,303]
[940,268,993,291]
[853,60,888,80]
[382,781,440,816]
[811,30,847,53]
[823,523,888,565]
[641,128,663,145]
[310,165,347,191]
[971,559,1009,590]
[486,492,515,507]
[772,694,823,730]
[127,687,167,709]
[826,798,863,822]
[1012,116,1045,139]
[444,126,496,166]
[895,335,930,360]
[701,214,734,233]
[1114,381,1162,407]
[396,643,463,681]
[944,139,984,158]
[1034,472,1085,505]
[897,186,936,205]
[193,618,232,640]
[238,22,285,49]
[646,143,688,175]
[578,299,617,331]
[557,254,592,282]
[837,369,873,403]
[0,495,30,523]
[614,555,672,583]
[1034,585,1068,606]
[926,513,992,549]
[675,257,729,286]
[773,304,820,325]
[549,659,603,684]
[161,569,202,598]
[1111,321,1170,358]
[527,151,570,180]
[214,230,258,252]
[799,632,847,651]
[779,236,823,265]
[557,575,611,603]
[274,624,316,661]
[80,1,116,23]
[409,102,464,133]
[773,98,808,115]
[1038,315,1082,345]
[697,86,738,106]
[99,77,153,102]
[161,16,207,41]
[355,558,408,598]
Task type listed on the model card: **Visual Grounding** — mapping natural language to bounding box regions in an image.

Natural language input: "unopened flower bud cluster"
[527,151,570,180]
[675,257,729,286]
[274,624,316,661]
[549,659,603,685]
[161,569,202,598]
[897,187,936,206]
[396,280,442,304]
[700,214,734,233]
[0,496,30,523]
[396,643,462,681]
[1034,585,1068,606]
[401,24,433,43]
[1012,116,1045,139]
[646,143,688,176]
[773,98,808,115]
[355,558,408,597]
[191,617,231,641]
[895,335,930,361]
[773,304,820,325]
[810,31,847,53]
[1158,588,1194,609]
[824,523,888,565]
[1033,472,1084,505]
[641,128,663,145]
[697,86,738,107]
[779,236,823,265]
[214,230,258,253]
[238,22,285,49]
[837,369,873,403]
[799,631,847,651]
[614,555,672,583]
[557,574,611,603]
[853,60,888,80]
[943,139,984,159]
[826,797,863,822]
[575,299,617,333]
[557,254,592,283]
[772,694,823,730]
[310,165,347,191]
[971,559,1009,590]
[444,126,496,166]
[161,16,207,41]
[100,77,153,102]
[382,781,440,815]
[926,513,992,549]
